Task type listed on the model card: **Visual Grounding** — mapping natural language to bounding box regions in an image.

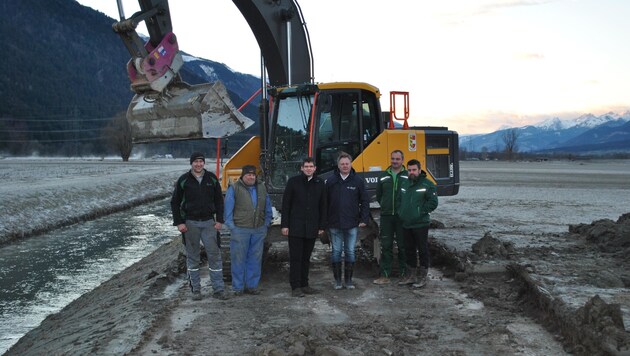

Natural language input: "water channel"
[0,199,177,354]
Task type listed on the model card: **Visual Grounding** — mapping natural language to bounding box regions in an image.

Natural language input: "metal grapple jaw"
[127,81,254,143]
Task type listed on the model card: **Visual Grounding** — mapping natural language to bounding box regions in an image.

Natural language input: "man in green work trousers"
[373,150,408,285]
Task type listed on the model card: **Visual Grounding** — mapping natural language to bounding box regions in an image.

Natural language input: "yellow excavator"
[112,0,459,258]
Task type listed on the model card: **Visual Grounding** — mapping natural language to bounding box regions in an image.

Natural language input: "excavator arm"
[233,0,313,87]
[112,0,254,143]
[112,0,313,143]
[112,0,180,95]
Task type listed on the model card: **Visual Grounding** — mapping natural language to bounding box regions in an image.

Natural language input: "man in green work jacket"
[373,150,408,285]
[397,159,438,288]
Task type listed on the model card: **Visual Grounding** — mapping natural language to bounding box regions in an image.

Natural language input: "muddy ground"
[6,160,630,355]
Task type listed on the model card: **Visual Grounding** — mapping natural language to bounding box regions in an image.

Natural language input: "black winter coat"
[281,173,327,238]
[170,169,224,225]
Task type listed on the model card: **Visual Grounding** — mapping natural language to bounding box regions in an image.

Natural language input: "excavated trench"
[430,214,630,355]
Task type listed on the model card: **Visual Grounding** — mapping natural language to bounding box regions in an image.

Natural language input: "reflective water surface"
[0,199,177,354]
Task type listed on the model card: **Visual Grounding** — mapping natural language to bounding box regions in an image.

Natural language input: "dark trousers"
[288,236,316,289]
[379,214,406,276]
[404,226,430,269]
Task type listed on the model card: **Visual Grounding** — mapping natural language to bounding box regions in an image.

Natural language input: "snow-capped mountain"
[461,112,630,154]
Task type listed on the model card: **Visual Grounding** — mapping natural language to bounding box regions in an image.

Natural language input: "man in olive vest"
[224,165,273,295]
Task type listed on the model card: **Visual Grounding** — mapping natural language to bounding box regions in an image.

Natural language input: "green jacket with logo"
[397,171,438,228]
[376,166,408,216]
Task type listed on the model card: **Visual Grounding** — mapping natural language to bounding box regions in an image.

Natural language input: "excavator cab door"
[265,84,382,192]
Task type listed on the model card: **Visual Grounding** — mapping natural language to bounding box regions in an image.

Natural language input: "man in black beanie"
[171,151,227,300]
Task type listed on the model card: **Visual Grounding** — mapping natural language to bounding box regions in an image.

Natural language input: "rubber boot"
[344,262,355,289]
[332,263,343,290]
[413,267,428,288]
[398,267,417,285]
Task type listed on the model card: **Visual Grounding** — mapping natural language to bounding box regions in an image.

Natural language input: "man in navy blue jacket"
[325,152,370,289]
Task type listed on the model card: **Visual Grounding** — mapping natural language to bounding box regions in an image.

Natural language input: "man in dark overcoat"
[281,157,327,297]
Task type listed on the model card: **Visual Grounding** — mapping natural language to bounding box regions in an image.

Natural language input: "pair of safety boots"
[398,267,428,288]
[191,290,229,300]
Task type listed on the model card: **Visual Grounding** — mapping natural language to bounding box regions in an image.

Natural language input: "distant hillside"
[539,120,630,154]
[0,0,261,157]
[461,112,630,154]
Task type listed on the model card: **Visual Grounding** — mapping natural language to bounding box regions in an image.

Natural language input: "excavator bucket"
[127,81,254,143]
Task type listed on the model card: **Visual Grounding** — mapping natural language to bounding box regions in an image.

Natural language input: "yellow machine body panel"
[355,130,435,184]
[220,135,261,191]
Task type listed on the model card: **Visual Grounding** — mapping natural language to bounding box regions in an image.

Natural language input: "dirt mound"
[575,295,628,354]
[569,213,630,253]
[471,231,515,258]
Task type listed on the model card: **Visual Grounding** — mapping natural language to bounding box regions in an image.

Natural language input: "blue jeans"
[329,227,357,263]
[184,219,224,293]
[229,225,267,291]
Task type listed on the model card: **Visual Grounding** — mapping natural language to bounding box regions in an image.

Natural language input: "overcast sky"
[77,0,630,134]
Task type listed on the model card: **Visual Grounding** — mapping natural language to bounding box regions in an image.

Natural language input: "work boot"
[292,288,305,297]
[344,262,355,289]
[373,276,390,285]
[398,267,417,285]
[244,288,260,295]
[192,290,202,301]
[301,286,317,295]
[332,262,343,290]
[212,291,229,300]
[412,267,428,288]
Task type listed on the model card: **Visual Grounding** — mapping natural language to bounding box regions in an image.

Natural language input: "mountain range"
[461,112,630,154]
[1,0,260,156]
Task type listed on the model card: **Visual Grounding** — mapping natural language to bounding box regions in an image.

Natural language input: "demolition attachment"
[127,81,254,143]
[113,0,253,143]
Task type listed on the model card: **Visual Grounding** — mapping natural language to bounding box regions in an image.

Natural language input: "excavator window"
[360,91,379,145]
[268,93,314,188]
[315,92,361,174]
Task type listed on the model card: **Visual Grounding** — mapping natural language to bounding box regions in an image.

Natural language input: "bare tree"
[502,129,520,161]
[481,146,489,161]
[104,112,133,161]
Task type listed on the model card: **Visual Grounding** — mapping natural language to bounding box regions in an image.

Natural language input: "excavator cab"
[259,82,459,208]
[112,0,253,143]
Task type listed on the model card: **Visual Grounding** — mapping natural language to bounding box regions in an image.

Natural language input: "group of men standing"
[170,149,438,300]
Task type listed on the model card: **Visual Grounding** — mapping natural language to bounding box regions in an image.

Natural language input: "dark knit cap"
[241,165,257,177]
[190,152,205,164]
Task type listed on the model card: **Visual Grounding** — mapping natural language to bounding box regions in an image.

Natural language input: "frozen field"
[0,158,192,244]
[434,159,630,250]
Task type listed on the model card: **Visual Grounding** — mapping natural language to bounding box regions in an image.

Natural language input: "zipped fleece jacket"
[397,170,438,228]
[170,169,225,226]
[281,173,327,238]
[375,166,408,216]
[325,169,370,229]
